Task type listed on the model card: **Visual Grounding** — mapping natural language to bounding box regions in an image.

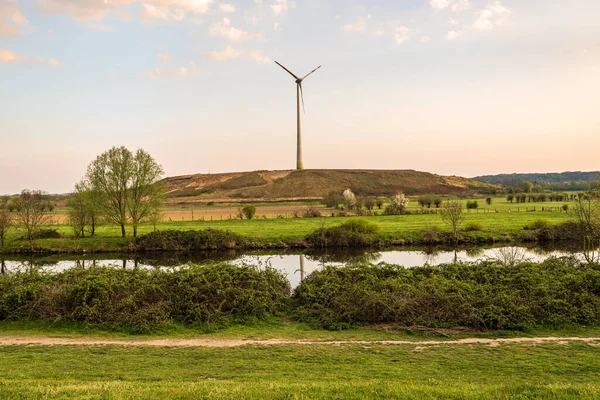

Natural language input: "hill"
[474,171,600,185]
[164,169,496,202]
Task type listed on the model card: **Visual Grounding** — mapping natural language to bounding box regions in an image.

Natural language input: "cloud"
[0,1,28,37]
[38,0,213,23]
[206,45,242,60]
[420,35,431,42]
[394,26,409,44]
[452,0,470,12]
[473,1,509,30]
[430,0,470,12]
[147,61,197,79]
[273,22,280,31]
[179,66,188,75]
[249,50,271,63]
[429,0,450,10]
[158,53,170,61]
[209,17,262,41]
[447,30,463,40]
[373,29,384,37]
[0,49,60,66]
[271,0,294,16]
[141,4,185,22]
[219,3,236,13]
[343,16,366,33]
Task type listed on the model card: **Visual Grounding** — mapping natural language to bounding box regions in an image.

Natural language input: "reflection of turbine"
[299,255,306,281]
[274,61,322,170]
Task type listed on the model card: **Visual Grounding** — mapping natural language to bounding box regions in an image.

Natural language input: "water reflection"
[0,242,597,289]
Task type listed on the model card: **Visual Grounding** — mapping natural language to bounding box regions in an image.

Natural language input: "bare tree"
[12,190,53,251]
[127,149,165,237]
[0,208,13,249]
[439,200,465,244]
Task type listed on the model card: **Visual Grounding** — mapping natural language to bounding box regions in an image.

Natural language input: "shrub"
[20,229,61,240]
[303,207,322,218]
[466,200,479,210]
[485,198,492,205]
[305,219,380,248]
[0,264,290,332]
[136,229,245,251]
[293,259,600,330]
[433,197,442,208]
[418,196,432,208]
[563,204,569,211]
[375,199,384,209]
[464,221,484,232]
[242,205,256,220]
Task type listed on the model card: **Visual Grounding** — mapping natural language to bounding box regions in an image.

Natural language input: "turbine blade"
[299,83,306,114]
[275,61,300,80]
[301,65,322,81]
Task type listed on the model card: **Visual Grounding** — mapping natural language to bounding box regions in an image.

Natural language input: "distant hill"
[164,169,497,202]
[474,171,600,185]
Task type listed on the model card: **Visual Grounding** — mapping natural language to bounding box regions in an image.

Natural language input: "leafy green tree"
[85,147,164,237]
[520,181,534,193]
[127,149,165,237]
[242,205,256,220]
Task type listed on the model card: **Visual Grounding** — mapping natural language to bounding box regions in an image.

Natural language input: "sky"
[1,0,599,194]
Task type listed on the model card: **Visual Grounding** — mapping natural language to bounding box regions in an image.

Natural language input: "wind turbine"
[275,61,321,170]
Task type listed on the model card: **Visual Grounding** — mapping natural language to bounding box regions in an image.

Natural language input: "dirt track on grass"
[0,336,599,348]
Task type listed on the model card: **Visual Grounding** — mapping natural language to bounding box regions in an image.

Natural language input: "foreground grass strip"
[0,342,599,399]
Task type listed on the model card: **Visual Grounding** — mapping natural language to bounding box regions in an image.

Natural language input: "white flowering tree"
[384,192,409,215]
[343,189,356,210]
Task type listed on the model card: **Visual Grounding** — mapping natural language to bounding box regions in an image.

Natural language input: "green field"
[0,196,576,254]
[0,335,598,399]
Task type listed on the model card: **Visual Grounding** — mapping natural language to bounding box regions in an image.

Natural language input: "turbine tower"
[275,61,321,170]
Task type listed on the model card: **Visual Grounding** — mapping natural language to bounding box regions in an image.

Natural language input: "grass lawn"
[0,338,598,399]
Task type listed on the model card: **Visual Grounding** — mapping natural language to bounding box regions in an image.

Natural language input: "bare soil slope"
[165,169,496,202]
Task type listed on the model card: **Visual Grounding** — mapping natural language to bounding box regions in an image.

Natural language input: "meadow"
[0,196,577,254]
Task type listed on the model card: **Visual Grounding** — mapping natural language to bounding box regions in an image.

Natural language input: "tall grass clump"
[136,229,245,251]
[305,219,380,248]
[293,258,600,330]
[0,264,290,332]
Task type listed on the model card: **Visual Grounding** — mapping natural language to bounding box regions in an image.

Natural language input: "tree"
[573,195,600,263]
[67,180,104,238]
[520,181,534,193]
[0,208,13,249]
[385,192,409,215]
[242,205,257,220]
[439,200,465,244]
[343,189,356,210]
[507,194,514,203]
[85,147,164,237]
[86,147,133,238]
[375,198,384,210]
[12,190,53,251]
[486,197,492,205]
[364,197,376,211]
[127,149,165,237]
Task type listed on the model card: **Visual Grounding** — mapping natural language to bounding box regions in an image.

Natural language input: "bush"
[525,219,550,230]
[485,198,492,205]
[293,259,600,330]
[136,229,245,251]
[303,207,322,218]
[466,200,479,210]
[0,264,291,332]
[242,205,256,220]
[20,229,61,240]
[305,219,380,248]
[463,221,484,232]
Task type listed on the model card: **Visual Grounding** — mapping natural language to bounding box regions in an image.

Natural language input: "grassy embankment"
[0,196,576,254]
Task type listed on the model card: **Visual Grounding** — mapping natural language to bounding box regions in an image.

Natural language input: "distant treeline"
[474,171,600,191]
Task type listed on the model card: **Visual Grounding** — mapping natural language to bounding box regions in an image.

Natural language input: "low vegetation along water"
[0,243,592,289]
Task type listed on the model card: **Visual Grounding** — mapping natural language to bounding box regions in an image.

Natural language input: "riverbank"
[0,211,578,255]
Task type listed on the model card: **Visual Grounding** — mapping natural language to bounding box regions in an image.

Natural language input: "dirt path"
[0,336,599,348]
